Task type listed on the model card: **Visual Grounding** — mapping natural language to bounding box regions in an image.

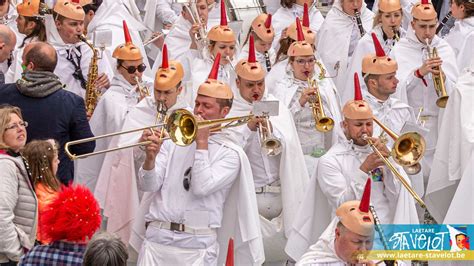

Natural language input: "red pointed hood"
[296,17,305,42]
[421,0,429,4]
[220,0,227,26]
[371,33,385,57]
[264,13,272,29]
[354,72,363,101]
[122,20,132,44]
[71,0,80,3]
[303,3,310,27]
[248,35,256,63]
[161,43,169,69]
[225,238,234,266]
[359,178,371,212]
[208,53,221,80]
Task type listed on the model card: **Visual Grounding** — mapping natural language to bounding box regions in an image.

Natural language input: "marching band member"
[94,43,189,242]
[285,73,418,262]
[238,13,276,73]
[229,35,309,263]
[272,1,324,49]
[443,0,474,70]
[135,54,264,265]
[0,24,15,84]
[272,19,342,176]
[75,20,147,192]
[0,0,22,47]
[389,0,458,181]
[297,179,375,265]
[343,0,405,103]
[316,0,374,94]
[46,0,113,98]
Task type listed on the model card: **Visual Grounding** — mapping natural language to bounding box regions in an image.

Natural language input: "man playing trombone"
[228,35,309,264]
[135,54,264,265]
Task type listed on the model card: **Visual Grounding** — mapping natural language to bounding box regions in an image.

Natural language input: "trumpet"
[183,1,208,49]
[354,9,365,37]
[134,77,150,99]
[65,109,253,160]
[425,39,449,108]
[307,78,335,132]
[258,114,282,156]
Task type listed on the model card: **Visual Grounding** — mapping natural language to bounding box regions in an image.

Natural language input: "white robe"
[316,0,374,95]
[2,2,24,48]
[74,74,141,192]
[238,43,276,74]
[228,93,310,262]
[425,60,474,224]
[343,25,406,104]
[444,17,474,71]
[389,27,458,180]
[45,15,114,98]
[285,137,419,262]
[271,4,325,49]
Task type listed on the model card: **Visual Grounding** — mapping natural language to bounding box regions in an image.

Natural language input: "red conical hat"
[235,35,266,81]
[361,33,398,75]
[287,17,316,44]
[17,0,40,17]
[287,18,314,57]
[251,13,274,43]
[208,0,235,42]
[155,43,184,91]
[359,178,371,212]
[198,53,233,99]
[225,238,234,266]
[342,73,373,119]
[112,20,142,60]
[412,0,437,20]
[378,0,402,13]
[53,0,85,21]
[302,3,310,27]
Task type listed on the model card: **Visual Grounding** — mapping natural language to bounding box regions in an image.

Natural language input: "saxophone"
[78,34,100,116]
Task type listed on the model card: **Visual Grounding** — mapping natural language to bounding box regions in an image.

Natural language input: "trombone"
[307,78,335,132]
[65,109,253,160]
[258,113,282,156]
[425,39,449,108]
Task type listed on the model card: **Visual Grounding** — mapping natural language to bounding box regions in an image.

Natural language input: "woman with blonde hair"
[0,105,37,265]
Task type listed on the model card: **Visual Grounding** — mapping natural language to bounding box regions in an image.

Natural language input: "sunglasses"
[120,63,147,74]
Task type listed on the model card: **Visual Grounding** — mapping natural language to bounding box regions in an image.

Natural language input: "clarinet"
[436,11,453,34]
[370,206,397,266]
[264,51,272,72]
[354,9,365,37]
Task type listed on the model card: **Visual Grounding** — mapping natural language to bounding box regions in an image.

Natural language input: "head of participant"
[450,0,474,20]
[181,0,211,27]
[287,18,316,81]
[15,0,47,47]
[0,0,9,19]
[113,20,145,86]
[195,53,233,121]
[362,33,399,101]
[207,0,236,66]
[53,0,85,44]
[79,0,103,31]
[334,178,375,263]
[410,0,438,43]
[154,43,184,110]
[243,13,274,55]
[373,0,403,38]
[342,73,374,146]
[21,42,58,73]
[340,0,364,16]
[235,35,266,103]
[0,24,15,63]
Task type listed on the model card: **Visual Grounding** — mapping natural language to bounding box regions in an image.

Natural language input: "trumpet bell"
[262,138,282,156]
[392,131,426,167]
[316,117,335,132]
[166,109,197,146]
[436,95,449,108]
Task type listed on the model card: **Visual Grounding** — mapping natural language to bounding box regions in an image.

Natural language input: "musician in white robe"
[136,55,264,265]
[443,0,474,70]
[238,13,276,73]
[272,1,324,49]
[285,74,419,262]
[272,19,342,176]
[425,58,474,224]
[47,0,112,100]
[229,35,309,263]
[389,0,458,182]
[297,179,377,266]
[93,44,189,242]
[75,21,147,192]
[316,0,374,94]
[343,0,406,103]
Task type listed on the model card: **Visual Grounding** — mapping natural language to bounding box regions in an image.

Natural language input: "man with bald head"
[0,42,95,185]
[0,24,16,84]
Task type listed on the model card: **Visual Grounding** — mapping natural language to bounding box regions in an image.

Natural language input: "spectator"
[0,105,37,266]
[0,24,16,84]
[19,184,101,266]
[0,41,95,184]
[82,232,128,266]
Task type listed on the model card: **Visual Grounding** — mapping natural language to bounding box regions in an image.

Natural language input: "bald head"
[0,24,15,62]
[23,42,58,72]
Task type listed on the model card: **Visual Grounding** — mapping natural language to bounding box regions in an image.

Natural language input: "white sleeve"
[155,0,179,24]
[137,142,170,192]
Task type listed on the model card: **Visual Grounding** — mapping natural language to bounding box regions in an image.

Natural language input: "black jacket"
[0,83,95,184]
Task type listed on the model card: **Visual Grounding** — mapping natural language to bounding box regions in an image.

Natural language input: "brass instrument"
[370,206,398,266]
[78,34,100,116]
[392,26,400,42]
[425,39,449,108]
[134,76,150,100]
[183,1,208,49]
[258,114,282,156]
[65,109,253,160]
[225,55,236,72]
[354,9,365,37]
[307,78,335,132]
[362,132,426,208]
[143,32,164,46]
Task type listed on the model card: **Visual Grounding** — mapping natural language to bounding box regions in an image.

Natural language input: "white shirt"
[444,17,474,71]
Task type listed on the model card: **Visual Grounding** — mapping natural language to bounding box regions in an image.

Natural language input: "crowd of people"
[0,0,473,265]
